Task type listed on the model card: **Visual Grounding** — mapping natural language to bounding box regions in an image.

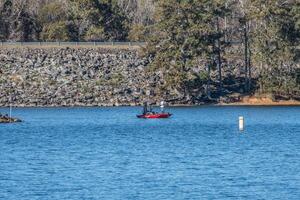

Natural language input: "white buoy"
[239,116,244,131]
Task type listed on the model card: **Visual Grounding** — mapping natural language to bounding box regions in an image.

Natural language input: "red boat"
[137,113,172,119]
[137,102,172,119]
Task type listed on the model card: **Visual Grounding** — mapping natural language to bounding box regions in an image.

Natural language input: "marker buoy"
[239,116,244,131]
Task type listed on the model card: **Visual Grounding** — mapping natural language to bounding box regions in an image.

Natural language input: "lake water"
[0,106,300,199]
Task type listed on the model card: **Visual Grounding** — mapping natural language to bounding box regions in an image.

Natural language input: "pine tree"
[146,0,230,101]
[237,0,300,96]
[68,0,128,41]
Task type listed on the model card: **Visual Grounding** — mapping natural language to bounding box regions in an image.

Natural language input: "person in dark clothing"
[143,102,148,115]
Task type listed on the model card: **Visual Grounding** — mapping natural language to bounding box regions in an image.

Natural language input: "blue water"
[0,106,299,200]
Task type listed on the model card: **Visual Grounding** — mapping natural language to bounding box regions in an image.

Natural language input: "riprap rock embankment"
[0,47,157,107]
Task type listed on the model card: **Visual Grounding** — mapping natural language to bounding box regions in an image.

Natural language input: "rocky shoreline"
[0,47,161,107]
[0,47,299,107]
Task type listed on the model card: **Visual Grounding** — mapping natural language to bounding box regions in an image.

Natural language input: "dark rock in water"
[0,116,22,123]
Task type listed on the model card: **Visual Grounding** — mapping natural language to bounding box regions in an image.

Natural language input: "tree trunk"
[243,21,249,93]
[216,17,222,95]
[206,63,211,99]
[248,44,252,92]
[224,1,228,43]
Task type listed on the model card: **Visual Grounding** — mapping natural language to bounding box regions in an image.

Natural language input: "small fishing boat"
[137,113,172,119]
[137,101,172,119]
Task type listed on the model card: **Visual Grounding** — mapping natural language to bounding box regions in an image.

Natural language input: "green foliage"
[198,71,209,83]
[128,24,147,42]
[243,1,300,97]
[147,0,229,95]
[84,26,105,41]
[259,67,300,96]
[38,2,67,25]
[68,0,129,41]
[249,1,298,64]
[0,0,129,42]
[40,21,70,41]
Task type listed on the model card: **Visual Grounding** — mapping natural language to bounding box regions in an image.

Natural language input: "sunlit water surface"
[0,106,300,199]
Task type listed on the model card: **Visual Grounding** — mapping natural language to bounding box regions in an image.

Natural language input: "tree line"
[0,0,156,42]
[146,0,299,102]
